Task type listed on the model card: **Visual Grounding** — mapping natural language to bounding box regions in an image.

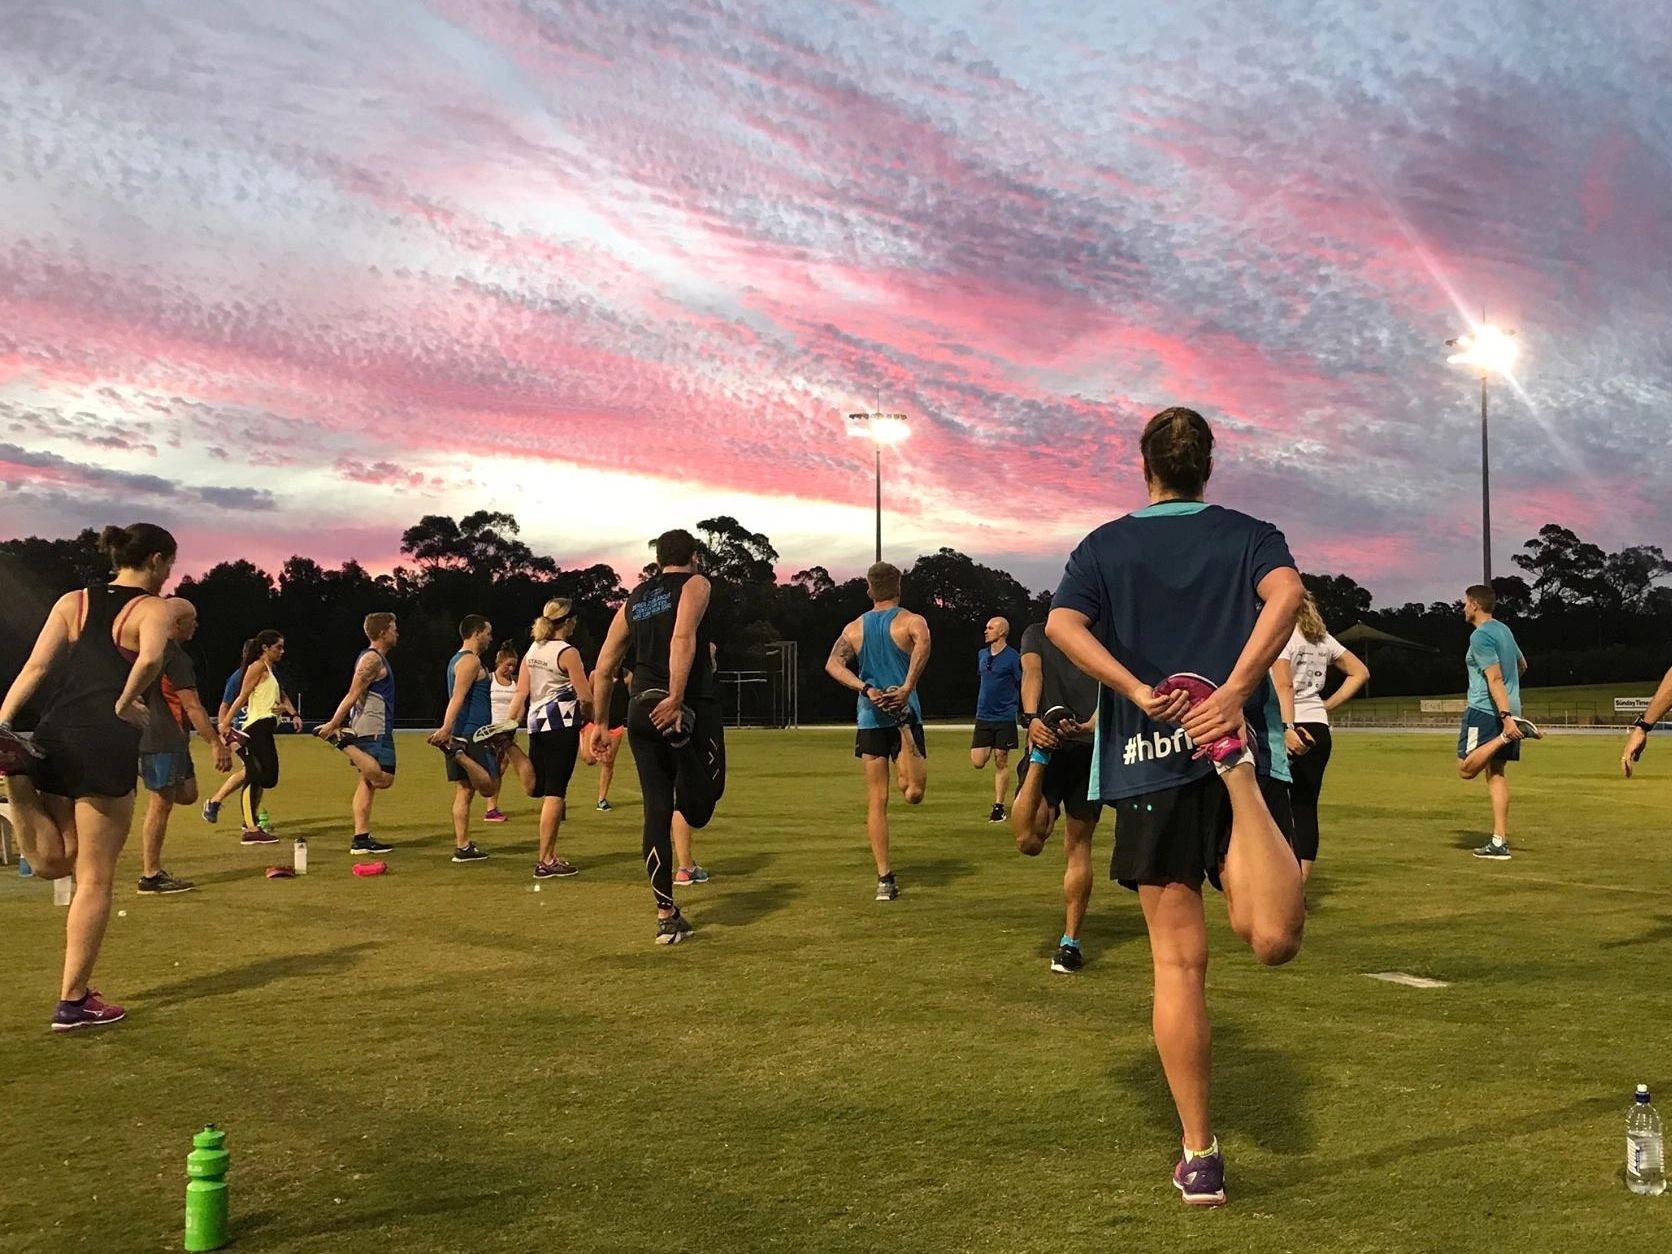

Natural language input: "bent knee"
[903,785,925,805]
[1456,761,1477,780]
[1251,927,1303,967]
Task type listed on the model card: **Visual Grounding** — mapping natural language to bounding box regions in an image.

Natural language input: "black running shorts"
[1110,771,1296,892]
[855,722,927,761]
[1016,741,1099,822]
[970,720,1018,751]
[33,718,141,800]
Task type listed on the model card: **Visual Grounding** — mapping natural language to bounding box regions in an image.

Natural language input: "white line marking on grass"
[1364,971,1451,989]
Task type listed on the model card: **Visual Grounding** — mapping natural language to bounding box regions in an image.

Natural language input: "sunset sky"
[3,1,1669,604]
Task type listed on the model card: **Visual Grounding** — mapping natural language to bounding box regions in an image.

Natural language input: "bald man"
[971,615,1023,822]
[137,599,232,894]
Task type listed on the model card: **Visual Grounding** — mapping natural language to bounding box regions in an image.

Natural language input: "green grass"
[4,730,1671,1252]
[1346,682,1660,726]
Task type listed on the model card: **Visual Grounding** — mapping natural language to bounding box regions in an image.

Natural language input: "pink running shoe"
[483,808,508,823]
[1153,673,1246,766]
[0,724,45,776]
[52,990,126,1032]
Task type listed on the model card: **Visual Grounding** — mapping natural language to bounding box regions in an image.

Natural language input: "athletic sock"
[1059,934,1079,949]
[1184,1137,1219,1161]
[354,832,369,841]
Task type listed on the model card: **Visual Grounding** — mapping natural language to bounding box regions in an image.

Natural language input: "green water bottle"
[184,1125,230,1251]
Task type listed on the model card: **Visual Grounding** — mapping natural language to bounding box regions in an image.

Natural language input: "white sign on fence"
[1420,699,1468,714]
[1615,697,1652,713]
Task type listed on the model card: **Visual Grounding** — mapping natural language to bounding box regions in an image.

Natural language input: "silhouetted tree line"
[3,516,1668,725]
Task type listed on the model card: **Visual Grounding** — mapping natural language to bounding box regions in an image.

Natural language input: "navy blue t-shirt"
[1052,501,1295,801]
[975,645,1022,723]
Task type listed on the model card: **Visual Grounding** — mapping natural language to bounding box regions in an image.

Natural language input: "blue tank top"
[447,649,492,735]
[351,649,395,737]
[856,608,922,729]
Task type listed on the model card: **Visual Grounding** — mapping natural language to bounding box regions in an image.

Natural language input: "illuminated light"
[846,412,911,446]
[1446,323,1519,376]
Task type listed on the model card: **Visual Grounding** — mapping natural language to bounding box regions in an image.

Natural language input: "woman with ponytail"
[224,630,291,844]
[0,523,179,1031]
[1272,592,1369,882]
[508,598,592,878]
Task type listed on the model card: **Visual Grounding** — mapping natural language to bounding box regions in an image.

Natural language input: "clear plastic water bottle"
[17,855,31,877]
[1627,1084,1666,1196]
[292,837,307,875]
[53,874,73,907]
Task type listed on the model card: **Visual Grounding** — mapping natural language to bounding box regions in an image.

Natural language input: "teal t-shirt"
[1465,619,1522,715]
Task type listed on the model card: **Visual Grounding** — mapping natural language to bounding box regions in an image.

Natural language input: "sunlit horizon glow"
[2,2,1670,606]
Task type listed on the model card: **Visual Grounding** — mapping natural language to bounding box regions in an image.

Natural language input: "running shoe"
[471,720,519,747]
[1153,672,1245,766]
[434,735,471,757]
[1040,705,1075,736]
[988,803,1006,823]
[533,858,579,879]
[1472,838,1511,860]
[1051,941,1084,974]
[350,835,394,855]
[1173,1142,1227,1207]
[51,991,126,1033]
[483,808,508,823]
[321,727,358,750]
[655,909,693,945]
[596,798,613,812]
[451,841,489,863]
[674,865,712,886]
[240,828,279,846]
[0,725,45,776]
[201,800,221,824]
[875,873,899,901]
[137,870,195,895]
[224,727,251,749]
[1509,716,1543,741]
[633,688,695,749]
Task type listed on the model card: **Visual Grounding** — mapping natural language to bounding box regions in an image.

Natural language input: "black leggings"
[239,717,281,829]
[1286,722,1332,862]
[627,699,726,909]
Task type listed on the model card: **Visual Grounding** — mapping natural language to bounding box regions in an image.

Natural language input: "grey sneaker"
[137,870,195,895]
[1509,717,1542,741]
[1472,838,1511,860]
[655,909,693,945]
[452,842,489,863]
[1173,1142,1226,1206]
[1051,942,1083,974]
[875,874,899,901]
[633,688,696,749]
[472,720,519,746]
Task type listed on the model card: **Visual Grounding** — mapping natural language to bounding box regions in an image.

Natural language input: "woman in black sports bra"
[0,523,178,1032]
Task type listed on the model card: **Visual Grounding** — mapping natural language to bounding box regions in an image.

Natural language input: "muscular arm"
[562,647,594,722]
[115,599,173,721]
[0,594,74,725]
[1020,651,1044,715]
[1179,567,1304,744]
[825,623,867,694]
[1272,658,1298,725]
[436,653,481,738]
[178,686,233,770]
[1483,663,1514,717]
[507,656,532,727]
[321,653,382,732]
[1323,650,1370,711]
[589,607,631,731]
[231,660,267,717]
[900,614,931,696]
[1046,608,1153,708]
[666,575,712,705]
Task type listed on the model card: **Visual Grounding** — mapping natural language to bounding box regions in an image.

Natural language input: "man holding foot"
[315,612,400,856]
[137,599,232,894]
[1455,584,1536,860]
[430,614,499,863]
[826,561,931,901]
[592,529,725,944]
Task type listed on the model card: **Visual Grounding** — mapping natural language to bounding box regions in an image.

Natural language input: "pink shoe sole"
[1153,672,1245,765]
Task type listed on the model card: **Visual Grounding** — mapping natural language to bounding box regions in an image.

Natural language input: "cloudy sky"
[2,0,1669,604]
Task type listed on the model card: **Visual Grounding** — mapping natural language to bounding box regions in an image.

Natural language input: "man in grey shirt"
[1011,620,1103,974]
[138,600,231,894]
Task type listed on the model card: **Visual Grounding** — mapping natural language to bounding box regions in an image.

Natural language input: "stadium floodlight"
[846,404,911,562]
[1445,321,1519,584]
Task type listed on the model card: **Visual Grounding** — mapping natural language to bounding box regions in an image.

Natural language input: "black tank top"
[39,584,150,728]
[624,571,715,700]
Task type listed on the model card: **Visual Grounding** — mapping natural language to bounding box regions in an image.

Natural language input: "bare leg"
[1458,736,1512,781]
[1486,761,1510,838]
[597,756,615,803]
[536,795,565,863]
[895,726,926,804]
[8,777,77,878]
[140,790,174,879]
[863,754,892,876]
[1061,815,1096,941]
[1010,758,1054,856]
[506,744,536,795]
[451,780,474,849]
[1138,881,1213,1150]
[1299,859,1313,884]
[1217,764,1305,967]
[209,768,244,807]
[451,750,495,797]
[992,748,1011,807]
[969,747,991,770]
[62,795,133,1001]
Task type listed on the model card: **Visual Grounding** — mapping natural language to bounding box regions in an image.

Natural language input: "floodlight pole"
[1480,371,1491,585]
[873,445,882,563]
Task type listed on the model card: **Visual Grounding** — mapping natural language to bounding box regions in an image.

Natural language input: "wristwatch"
[1497,709,1514,721]
[1633,718,1654,734]
[1020,710,1040,724]
[1282,722,1296,730]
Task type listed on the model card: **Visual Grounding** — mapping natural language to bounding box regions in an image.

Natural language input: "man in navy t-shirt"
[1045,405,1306,1209]
[971,616,1022,823]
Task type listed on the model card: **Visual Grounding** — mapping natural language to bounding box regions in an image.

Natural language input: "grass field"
[4,729,1671,1252]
